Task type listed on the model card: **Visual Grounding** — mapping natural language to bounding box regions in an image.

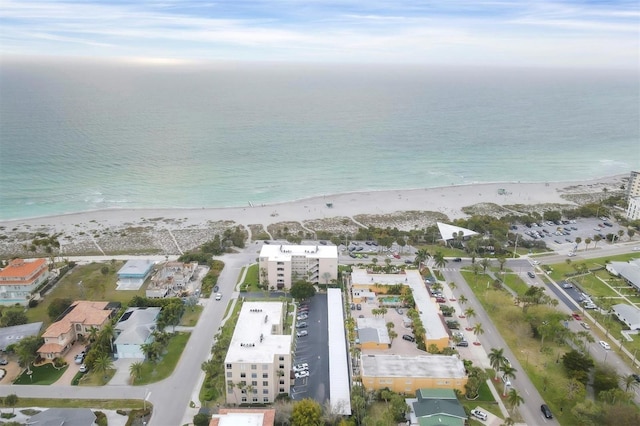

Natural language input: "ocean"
[1,60,638,221]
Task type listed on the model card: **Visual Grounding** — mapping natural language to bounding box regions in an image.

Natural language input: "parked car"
[296,330,308,337]
[572,313,582,321]
[527,272,535,278]
[350,303,355,310]
[541,404,553,419]
[456,340,469,347]
[402,334,415,342]
[453,257,462,262]
[295,370,310,378]
[599,340,611,350]
[470,409,488,421]
[446,320,460,330]
[580,322,591,329]
[213,285,219,293]
[74,354,85,365]
[296,322,307,328]
[0,358,8,366]
[297,314,308,320]
[293,363,309,372]
[215,293,222,300]
[356,304,362,310]
[79,364,88,373]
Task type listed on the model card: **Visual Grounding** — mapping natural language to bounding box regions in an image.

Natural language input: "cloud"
[0,0,637,68]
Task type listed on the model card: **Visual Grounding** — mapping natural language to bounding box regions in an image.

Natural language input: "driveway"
[53,342,89,385]
[109,358,138,386]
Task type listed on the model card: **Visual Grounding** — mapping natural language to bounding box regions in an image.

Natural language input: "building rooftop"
[0,258,47,284]
[260,244,338,261]
[357,317,390,345]
[327,288,352,415]
[609,260,640,288]
[42,301,112,338]
[225,302,291,364]
[211,408,275,426]
[114,307,160,345]
[436,222,478,241]
[117,259,155,276]
[612,303,640,327]
[28,408,96,426]
[351,269,449,341]
[0,322,42,351]
[360,354,466,379]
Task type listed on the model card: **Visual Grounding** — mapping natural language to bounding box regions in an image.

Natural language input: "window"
[241,381,246,386]
[263,389,269,394]
[279,356,285,361]
[252,397,258,402]
[252,381,257,386]
[279,388,285,393]
[262,373,268,378]
[240,373,246,378]
[279,380,285,385]
[262,364,269,370]
[263,381,268,386]
[226,372,232,378]
[251,373,257,378]
[263,397,269,402]
[241,397,247,402]
[226,364,232,369]
[227,387,233,394]
[251,364,257,370]
[279,364,284,369]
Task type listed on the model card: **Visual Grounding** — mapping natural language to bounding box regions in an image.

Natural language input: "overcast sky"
[1,0,638,68]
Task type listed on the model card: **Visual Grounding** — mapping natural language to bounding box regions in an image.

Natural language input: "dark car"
[527,272,535,278]
[356,304,362,310]
[402,334,415,342]
[213,285,219,293]
[632,374,640,383]
[541,404,553,419]
[350,303,355,310]
[453,257,462,262]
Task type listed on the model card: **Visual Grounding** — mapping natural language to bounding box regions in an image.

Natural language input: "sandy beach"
[0,175,627,258]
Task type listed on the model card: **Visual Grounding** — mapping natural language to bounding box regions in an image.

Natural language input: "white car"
[296,330,308,337]
[470,409,488,421]
[295,370,310,379]
[215,293,222,300]
[599,340,611,350]
[293,363,309,372]
[79,364,88,373]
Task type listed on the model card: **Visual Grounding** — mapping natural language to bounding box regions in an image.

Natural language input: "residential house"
[117,259,155,290]
[114,307,161,359]
[406,388,467,426]
[0,322,43,351]
[147,261,198,298]
[259,244,337,289]
[38,301,116,360]
[0,258,50,305]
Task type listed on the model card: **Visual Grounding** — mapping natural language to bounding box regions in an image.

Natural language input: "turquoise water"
[1,60,638,220]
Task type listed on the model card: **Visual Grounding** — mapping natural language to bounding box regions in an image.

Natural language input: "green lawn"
[27,261,147,326]
[11,398,146,409]
[240,264,262,292]
[179,305,203,327]
[500,271,529,296]
[78,368,116,386]
[459,270,584,425]
[132,332,190,385]
[14,363,68,385]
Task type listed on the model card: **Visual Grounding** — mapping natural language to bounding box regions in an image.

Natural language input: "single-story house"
[612,304,640,330]
[117,259,155,290]
[0,322,43,352]
[606,260,640,292]
[356,317,391,349]
[114,307,161,359]
[406,388,467,426]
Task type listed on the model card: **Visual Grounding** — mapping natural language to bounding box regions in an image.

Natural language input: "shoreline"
[0,175,626,233]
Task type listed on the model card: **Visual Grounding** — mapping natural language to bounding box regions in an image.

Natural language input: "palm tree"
[448,281,457,293]
[497,257,506,272]
[94,353,114,380]
[623,374,640,392]
[501,417,515,426]
[415,249,430,269]
[480,258,491,272]
[500,365,518,396]
[464,307,476,325]
[4,394,18,414]
[584,237,592,250]
[433,251,448,269]
[129,361,144,384]
[458,295,468,306]
[88,326,99,343]
[506,388,524,415]
[472,323,484,343]
[488,348,507,380]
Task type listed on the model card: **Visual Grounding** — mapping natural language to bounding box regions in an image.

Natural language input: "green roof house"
[406,389,467,426]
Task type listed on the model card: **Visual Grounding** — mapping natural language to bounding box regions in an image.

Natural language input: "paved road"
[443,266,558,426]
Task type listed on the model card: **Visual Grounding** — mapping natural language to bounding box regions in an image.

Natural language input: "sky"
[1,0,638,68]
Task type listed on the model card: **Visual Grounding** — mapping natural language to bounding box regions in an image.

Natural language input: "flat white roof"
[357,317,390,345]
[437,222,478,241]
[225,302,291,364]
[351,269,449,341]
[117,259,155,276]
[260,244,338,261]
[327,288,352,415]
[361,354,466,379]
[215,413,264,426]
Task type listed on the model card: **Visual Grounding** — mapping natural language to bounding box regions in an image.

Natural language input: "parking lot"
[517,217,626,252]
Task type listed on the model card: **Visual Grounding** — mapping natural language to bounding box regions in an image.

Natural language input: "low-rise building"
[259,244,337,289]
[360,354,468,393]
[612,304,640,330]
[117,259,155,290]
[0,258,50,305]
[0,322,43,351]
[146,261,198,298]
[224,302,292,404]
[114,307,161,359]
[406,388,467,426]
[351,269,450,350]
[209,408,275,426]
[357,317,391,350]
[38,301,117,360]
[606,259,640,292]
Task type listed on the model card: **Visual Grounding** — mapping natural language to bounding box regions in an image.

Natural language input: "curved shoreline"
[0,174,626,234]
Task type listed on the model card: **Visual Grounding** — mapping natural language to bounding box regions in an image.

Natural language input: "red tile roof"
[0,258,47,285]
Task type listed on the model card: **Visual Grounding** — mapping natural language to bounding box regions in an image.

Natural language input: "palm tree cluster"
[488,347,518,396]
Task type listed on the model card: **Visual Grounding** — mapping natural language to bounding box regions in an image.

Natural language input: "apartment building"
[259,244,337,289]
[224,302,292,404]
[0,258,50,305]
[628,171,640,199]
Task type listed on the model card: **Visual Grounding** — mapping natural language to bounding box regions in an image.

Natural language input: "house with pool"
[350,268,450,350]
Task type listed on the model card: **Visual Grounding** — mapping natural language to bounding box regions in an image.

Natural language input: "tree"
[129,361,144,384]
[562,349,594,383]
[584,237,592,250]
[506,388,524,415]
[414,248,430,269]
[480,258,491,272]
[488,347,507,380]
[100,265,110,275]
[0,310,28,327]
[623,373,640,392]
[571,399,603,426]
[497,257,506,271]
[193,413,211,426]
[458,294,468,306]
[464,307,476,324]
[15,335,42,374]
[472,322,484,343]
[4,394,18,414]
[500,365,517,396]
[321,272,332,285]
[433,251,448,269]
[93,353,114,380]
[290,280,316,301]
[291,398,322,426]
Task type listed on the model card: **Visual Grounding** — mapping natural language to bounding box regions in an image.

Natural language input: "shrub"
[53,357,67,368]
[193,413,210,426]
[94,411,107,426]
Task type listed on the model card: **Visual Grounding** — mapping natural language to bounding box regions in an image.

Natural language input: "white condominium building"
[224,302,292,404]
[259,244,338,289]
[628,171,640,199]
